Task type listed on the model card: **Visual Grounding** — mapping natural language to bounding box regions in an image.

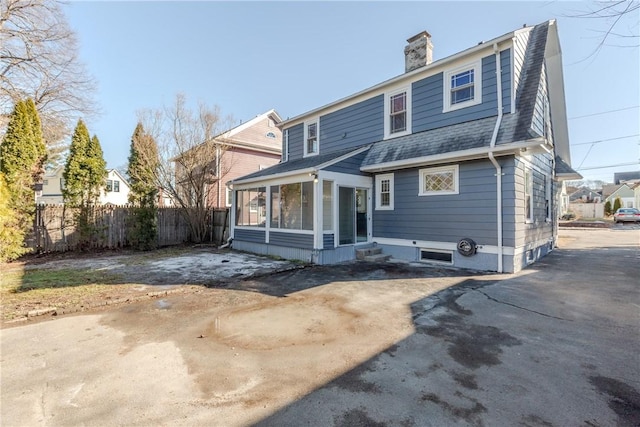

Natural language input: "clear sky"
[64,1,639,184]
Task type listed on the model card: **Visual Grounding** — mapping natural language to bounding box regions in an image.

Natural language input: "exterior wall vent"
[420,249,453,264]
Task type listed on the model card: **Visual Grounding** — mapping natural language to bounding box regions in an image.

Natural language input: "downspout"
[488,43,504,273]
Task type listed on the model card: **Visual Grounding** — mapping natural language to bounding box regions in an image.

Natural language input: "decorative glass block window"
[304,120,318,157]
[444,61,481,112]
[375,173,394,210]
[390,92,406,134]
[419,165,459,196]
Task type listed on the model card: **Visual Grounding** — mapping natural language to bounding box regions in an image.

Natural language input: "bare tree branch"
[138,94,236,242]
[0,0,97,165]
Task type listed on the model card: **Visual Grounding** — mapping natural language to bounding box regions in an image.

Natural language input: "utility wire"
[571,134,639,146]
[576,162,640,171]
[568,105,639,120]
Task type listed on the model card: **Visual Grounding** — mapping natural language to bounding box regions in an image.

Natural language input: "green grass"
[0,267,130,321]
[2,268,123,293]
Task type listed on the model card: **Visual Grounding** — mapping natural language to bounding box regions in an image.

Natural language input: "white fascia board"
[223,109,280,138]
[279,31,518,130]
[231,168,316,188]
[361,138,546,172]
[218,139,281,155]
[545,20,571,164]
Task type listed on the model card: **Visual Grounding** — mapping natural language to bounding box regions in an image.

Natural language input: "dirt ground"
[0,246,296,323]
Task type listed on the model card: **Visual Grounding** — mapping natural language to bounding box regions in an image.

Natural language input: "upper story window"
[266,132,276,139]
[106,179,120,192]
[444,61,482,112]
[384,87,411,139]
[304,120,319,157]
[419,165,459,196]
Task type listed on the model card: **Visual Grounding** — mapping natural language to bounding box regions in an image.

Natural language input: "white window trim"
[283,129,289,162]
[384,86,412,140]
[525,168,534,223]
[225,187,232,207]
[375,173,394,210]
[443,60,482,113]
[303,118,319,158]
[544,174,551,222]
[418,165,459,196]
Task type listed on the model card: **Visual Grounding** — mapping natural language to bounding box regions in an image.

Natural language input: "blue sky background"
[64,1,639,184]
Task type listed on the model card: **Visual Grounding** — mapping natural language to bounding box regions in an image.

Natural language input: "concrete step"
[364,253,392,263]
[356,247,382,260]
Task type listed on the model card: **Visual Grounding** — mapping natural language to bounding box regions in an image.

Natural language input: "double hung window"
[384,87,411,139]
[444,61,481,112]
[304,120,318,157]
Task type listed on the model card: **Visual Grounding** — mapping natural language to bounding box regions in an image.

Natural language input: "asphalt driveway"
[1,228,639,426]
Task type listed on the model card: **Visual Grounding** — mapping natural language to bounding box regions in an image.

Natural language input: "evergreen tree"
[87,135,107,203]
[63,120,106,206]
[127,123,159,206]
[0,99,47,256]
[126,123,159,249]
[63,120,107,250]
[25,99,47,183]
[613,197,622,213]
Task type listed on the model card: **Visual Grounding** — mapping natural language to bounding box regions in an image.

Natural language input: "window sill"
[375,206,394,211]
[418,191,458,197]
[384,129,411,140]
[443,98,481,113]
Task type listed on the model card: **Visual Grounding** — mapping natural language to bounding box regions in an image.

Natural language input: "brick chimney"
[404,31,433,73]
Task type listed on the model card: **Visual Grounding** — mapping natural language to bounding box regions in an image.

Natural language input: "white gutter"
[488,43,504,273]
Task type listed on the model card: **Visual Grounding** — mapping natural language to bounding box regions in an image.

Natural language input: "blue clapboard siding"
[323,233,335,249]
[413,50,512,133]
[319,95,384,154]
[373,160,511,247]
[269,231,314,249]
[286,123,304,161]
[234,228,265,243]
[324,151,369,175]
[500,49,512,114]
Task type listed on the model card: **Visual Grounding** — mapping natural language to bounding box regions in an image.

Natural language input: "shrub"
[613,197,622,213]
[604,200,612,216]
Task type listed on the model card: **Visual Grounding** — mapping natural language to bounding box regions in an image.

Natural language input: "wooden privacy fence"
[32,205,230,253]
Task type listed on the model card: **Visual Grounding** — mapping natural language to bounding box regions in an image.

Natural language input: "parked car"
[613,208,640,223]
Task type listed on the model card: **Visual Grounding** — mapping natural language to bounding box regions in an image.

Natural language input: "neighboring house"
[174,110,282,208]
[100,169,130,205]
[614,171,640,185]
[568,187,602,203]
[37,166,65,204]
[230,20,580,273]
[605,183,636,209]
[37,167,130,205]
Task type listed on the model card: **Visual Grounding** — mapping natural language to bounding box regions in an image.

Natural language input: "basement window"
[420,249,453,264]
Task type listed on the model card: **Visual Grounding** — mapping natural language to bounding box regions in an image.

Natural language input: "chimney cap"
[407,31,432,43]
